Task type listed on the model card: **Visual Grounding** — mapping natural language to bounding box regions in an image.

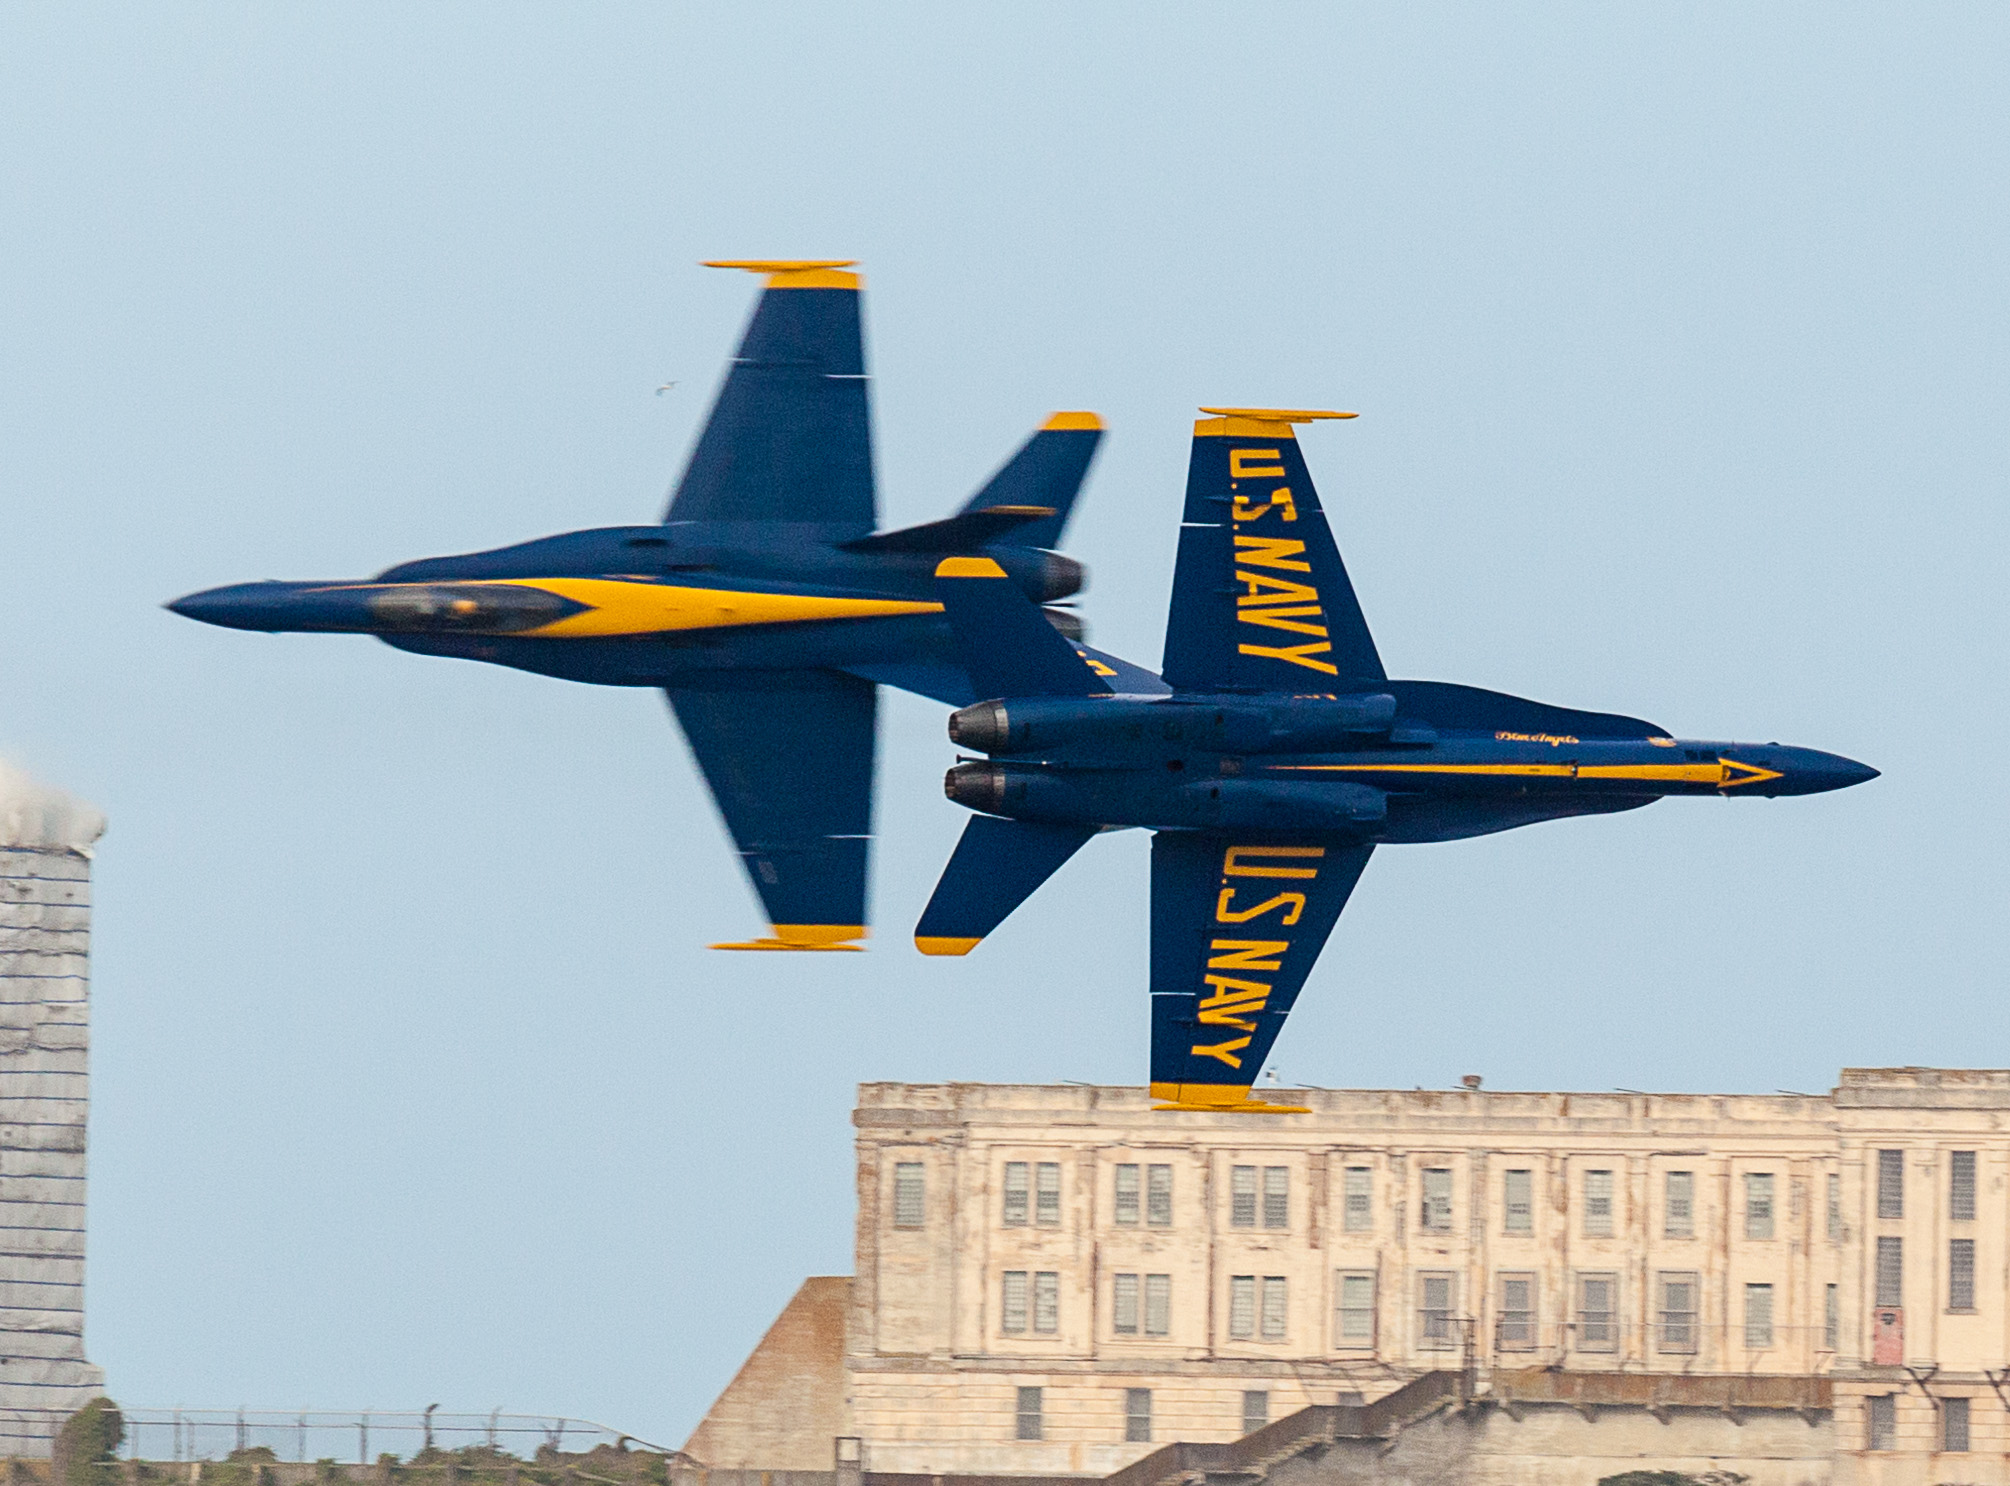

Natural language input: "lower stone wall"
[850,1366,1400,1476]
[1276,1403,1832,1486]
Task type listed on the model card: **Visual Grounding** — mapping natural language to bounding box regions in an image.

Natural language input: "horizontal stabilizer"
[934,557,1114,700]
[915,816,1097,955]
[957,412,1106,550]
[839,505,1056,554]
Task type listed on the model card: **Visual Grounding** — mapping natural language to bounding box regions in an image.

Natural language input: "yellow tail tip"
[915,936,981,957]
[702,260,860,290]
[703,259,857,272]
[1197,407,1357,421]
[1041,411,1104,432]
[934,556,1008,579]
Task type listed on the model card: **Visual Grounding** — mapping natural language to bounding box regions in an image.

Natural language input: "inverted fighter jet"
[167,261,1162,952]
[913,408,1876,1110]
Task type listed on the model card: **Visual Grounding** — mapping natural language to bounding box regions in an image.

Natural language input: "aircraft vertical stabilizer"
[1161,409,1383,693]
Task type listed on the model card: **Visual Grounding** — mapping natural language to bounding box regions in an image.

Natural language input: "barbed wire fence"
[115,1412,674,1464]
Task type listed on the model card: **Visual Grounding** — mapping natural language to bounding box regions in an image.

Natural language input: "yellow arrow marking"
[1274,757,1785,790]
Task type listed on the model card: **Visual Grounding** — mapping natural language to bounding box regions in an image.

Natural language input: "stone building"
[688,1071,2010,1485]
[0,764,107,1455]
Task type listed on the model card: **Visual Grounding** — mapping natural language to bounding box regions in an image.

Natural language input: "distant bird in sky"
[655,382,677,395]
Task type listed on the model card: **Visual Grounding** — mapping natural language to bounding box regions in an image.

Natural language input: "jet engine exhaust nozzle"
[944,761,1009,815]
[948,701,1010,754]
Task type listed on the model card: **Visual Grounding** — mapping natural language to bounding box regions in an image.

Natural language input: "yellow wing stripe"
[915,936,982,957]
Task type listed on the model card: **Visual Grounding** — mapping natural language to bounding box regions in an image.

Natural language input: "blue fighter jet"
[913,408,1876,1112]
[167,261,1162,952]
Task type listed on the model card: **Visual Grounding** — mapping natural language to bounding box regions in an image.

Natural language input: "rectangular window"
[1950,1238,1976,1311]
[1876,1236,1904,1308]
[1419,1272,1457,1349]
[1878,1149,1904,1220]
[1421,1168,1453,1231]
[1002,1271,1028,1334]
[1336,1272,1375,1345]
[1263,1166,1289,1229]
[1577,1273,1618,1352]
[1241,1390,1268,1437]
[1114,1164,1140,1226]
[1145,1273,1170,1337]
[1003,1162,1029,1227]
[1230,1275,1256,1339]
[1503,1169,1533,1233]
[1827,1171,1843,1242]
[1016,1386,1043,1441]
[1343,1166,1372,1231]
[1867,1393,1896,1452]
[1147,1164,1173,1227]
[1036,1162,1062,1226]
[1665,1170,1695,1238]
[1261,1276,1287,1340]
[1824,1283,1839,1350]
[1033,1270,1059,1334]
[1744,1283,1774,1348]
[1944,1395,1971,1453]
[1745,1172,1775,1239]
[1658,1272,1698,1354]
[1584,1169,1614,1237]
[1231,1165,1257,1227]
[1113,1273,1139,1335]
[1951,1151,1977,1223]
[1124,1388,1152,1444]
[1497,1273,1536,1350]
[894,1163,925,1228]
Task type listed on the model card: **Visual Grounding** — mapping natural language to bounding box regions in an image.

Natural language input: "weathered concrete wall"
[685,1278,851,1469]
[0,845,105,1455]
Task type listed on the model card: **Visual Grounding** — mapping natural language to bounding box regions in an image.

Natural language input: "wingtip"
[1041,411,1104,432]
[712,923,868,951]
[915,936,981,957]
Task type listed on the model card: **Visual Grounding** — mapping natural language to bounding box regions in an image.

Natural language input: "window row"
[1013,1386,1273,1444]
[1875,1147,1977,1222]
[1000,1267,1879,1352]
[900,1154,1985,1239]
[1865,1392,1971,1453]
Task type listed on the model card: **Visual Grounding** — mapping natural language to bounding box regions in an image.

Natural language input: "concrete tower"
[0,764,106,1454]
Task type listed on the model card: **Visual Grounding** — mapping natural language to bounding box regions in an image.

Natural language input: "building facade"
[690,1071,2010,1484]
[0,767,107,1455]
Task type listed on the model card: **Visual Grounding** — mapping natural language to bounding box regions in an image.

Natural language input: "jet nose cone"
[164,581,353,632]
[165,585,270,630]
[1784,748,1879,795]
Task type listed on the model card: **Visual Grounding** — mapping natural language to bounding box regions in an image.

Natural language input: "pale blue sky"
[3,1,2002,1447]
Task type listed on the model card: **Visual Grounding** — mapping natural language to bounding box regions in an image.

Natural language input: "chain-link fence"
[118,1412,671,1464]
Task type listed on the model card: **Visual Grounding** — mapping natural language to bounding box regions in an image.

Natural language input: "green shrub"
[53,1399,124,1486]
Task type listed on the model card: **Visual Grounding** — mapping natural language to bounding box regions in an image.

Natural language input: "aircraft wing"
[666,262,875,535]
[665,672,874,950]
[1161,409,1384,692]
[1148,829,1374,1111]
